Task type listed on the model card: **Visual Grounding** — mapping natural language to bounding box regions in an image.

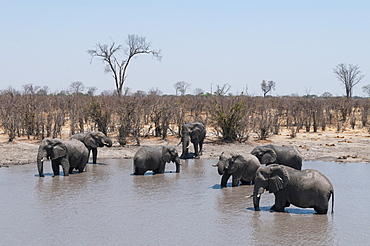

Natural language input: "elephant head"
[180,122,205,159]
[212,152,237,175]
[181,123,192,157]
[253,164,289,211]
[162,146,181,173]
[37,138,67,177]
[251,146,277,164]
[84,132,112,148]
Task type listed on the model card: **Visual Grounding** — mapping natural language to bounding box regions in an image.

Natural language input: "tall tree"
[88,34,162,96]
[174,81,191,96]
[334,63,364,98]
[261,80,275,97]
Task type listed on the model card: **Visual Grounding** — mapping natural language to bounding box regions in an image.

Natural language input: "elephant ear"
[261,148,277,164]
[84,132,98,148]
[162,147,172,163]
[51,142,67,160]
[268,165,289,193]
[190,125,201,141]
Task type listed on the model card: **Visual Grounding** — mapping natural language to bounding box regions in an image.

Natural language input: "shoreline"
[1,128,370,166]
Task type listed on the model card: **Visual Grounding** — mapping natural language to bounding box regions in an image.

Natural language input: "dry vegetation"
[1,87,370,165]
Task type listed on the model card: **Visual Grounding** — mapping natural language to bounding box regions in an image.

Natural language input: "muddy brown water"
[0,159,369,245]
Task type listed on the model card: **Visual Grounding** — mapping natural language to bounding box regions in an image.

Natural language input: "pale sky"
[1,0,369,96]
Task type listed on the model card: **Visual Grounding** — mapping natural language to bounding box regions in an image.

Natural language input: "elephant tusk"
[246,194,254,198]
[256,194,261,198]
[40,158,45,162]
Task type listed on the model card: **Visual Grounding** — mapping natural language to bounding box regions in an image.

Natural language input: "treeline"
[1,87,369,144]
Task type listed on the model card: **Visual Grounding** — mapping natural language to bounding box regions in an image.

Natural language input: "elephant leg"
[199,141,203,155]
[271,190,287,212]
[221,172,231,187]
[314,206,328,214]
[134,168,145,175]
[92,148,98,164]
[313,198,329,214]
[51,161,60,176]
[134,164,146,175]
[240,180,252,185]
[79,155,88,173]
[231,176,240,187]
[60,159,70,176]
[193,143,200,158]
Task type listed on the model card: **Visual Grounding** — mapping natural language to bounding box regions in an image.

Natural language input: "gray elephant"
[133,146,181,175]
[251,144,302,170]
[213,152,260,187]
[253,164,334,214]
[37,138,89,177]
[71,131,112,164]
[180,122,206,159]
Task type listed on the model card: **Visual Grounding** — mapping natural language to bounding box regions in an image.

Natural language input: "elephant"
[71,131,112,164]
[212,152,260,187]
[37,138,89,177]
[251,144,302,170]
[133,146,181,175]
[180,122,206,159]
[253,164,334,214]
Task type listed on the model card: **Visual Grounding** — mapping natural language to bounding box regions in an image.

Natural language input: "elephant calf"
[133,146,181,175]
[213,152,260,187]
[253,164,334,214]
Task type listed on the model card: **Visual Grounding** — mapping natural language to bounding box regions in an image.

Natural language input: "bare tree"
[69,81,85,94]
[214,83,231,96]
[334,63,364,98]
[174,81,191,96]
[261,80,275,97]
[362,84,370,97]
[193,88,204,95]
[88,34,162,96]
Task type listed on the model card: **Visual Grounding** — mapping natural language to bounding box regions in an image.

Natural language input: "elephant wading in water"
[180,122,206,159]
[71,131,112,164]
[37,138,89,177]
[253,164,334,214]
[213,152,260,187]
[133,146,181,175]
[251,144,302,170]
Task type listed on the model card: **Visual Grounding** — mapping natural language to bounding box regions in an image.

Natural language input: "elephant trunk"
[181,135,190,158]
[253,186,265,211]
[175,157,181,173]
[37,146,47,177]
[217,163,224,175]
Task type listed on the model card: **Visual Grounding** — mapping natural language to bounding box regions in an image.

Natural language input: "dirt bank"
[1,128,370,166]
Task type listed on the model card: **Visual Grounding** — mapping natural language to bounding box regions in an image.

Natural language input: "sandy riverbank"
[1,128,369,167]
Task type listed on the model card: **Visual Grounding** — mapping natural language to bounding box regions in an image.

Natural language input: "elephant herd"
[214,144,334,214]
[36,122,334,214]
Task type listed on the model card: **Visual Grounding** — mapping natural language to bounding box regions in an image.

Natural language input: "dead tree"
[88,35,162,96]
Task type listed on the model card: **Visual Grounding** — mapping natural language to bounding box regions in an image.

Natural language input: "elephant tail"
[330,190,334,214]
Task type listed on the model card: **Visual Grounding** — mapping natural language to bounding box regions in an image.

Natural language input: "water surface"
[0,159,368,245]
